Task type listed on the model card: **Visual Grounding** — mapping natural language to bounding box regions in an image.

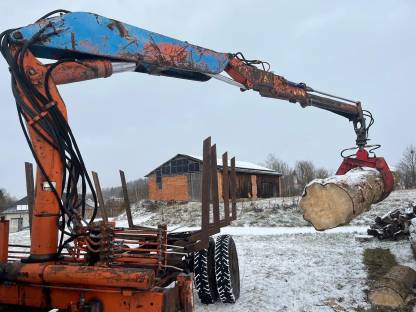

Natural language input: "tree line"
[101,178,148,203]
[1,144,415,204]
[263,155,330,197]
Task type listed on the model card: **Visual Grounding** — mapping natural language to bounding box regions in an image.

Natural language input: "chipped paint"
[10,12,230,78]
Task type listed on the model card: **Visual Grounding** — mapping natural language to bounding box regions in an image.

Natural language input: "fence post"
[120,170,133,228]
[92,171,108,222]
[25,162,34,232]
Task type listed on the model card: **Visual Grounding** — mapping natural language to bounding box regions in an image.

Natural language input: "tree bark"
[369,265,416,308]
[300,167,384,230]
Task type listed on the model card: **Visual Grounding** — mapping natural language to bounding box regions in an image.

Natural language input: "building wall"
[148,171,281,202]
[218,172,258,200]
[2,212,29,233]
[256,175,282,198]
[148,174,189,201]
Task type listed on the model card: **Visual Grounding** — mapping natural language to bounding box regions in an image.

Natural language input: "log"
[409,219,416,258]
[369,265,416,308]
[300,167,384,230]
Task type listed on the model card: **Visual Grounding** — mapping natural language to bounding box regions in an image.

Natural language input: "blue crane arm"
[5,10,369,147]
[9,12,231,81]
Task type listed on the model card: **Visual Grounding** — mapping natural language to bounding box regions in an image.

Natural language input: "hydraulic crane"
[0,10,394,312]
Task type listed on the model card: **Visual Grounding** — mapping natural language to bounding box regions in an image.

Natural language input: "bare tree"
[0,188,15,211]
[264,154,290,175]
[101,178,149,202]
[264,155,296,196]
[294,160,316,192]
[398,145,416,189]
[315,167,330,179]
[264,155,331,196]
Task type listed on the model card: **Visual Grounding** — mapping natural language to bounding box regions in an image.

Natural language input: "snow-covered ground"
[194,227,415,312]
[7,189,416,311]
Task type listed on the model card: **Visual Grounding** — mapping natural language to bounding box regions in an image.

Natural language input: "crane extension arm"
[7,11,369,147]
[0,10,391,261]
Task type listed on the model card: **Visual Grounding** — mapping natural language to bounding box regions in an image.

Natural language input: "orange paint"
[0,218,9,262]
[11,48,66,259]
[50,60,112,85]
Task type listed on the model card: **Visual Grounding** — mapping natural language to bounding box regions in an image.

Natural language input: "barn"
[146,154,282,202]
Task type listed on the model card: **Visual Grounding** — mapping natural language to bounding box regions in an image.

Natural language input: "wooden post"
[92,171,108,222]
[222,152,230,225]
[277,176,282,197]
[250,175,257,199]
[25,162,34,233]
[119,170,133,228]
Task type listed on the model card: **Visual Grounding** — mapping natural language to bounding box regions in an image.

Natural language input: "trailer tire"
[215,234,240,303]
[193,236,218,304]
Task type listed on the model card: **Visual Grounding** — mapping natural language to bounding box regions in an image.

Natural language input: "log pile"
[369,265,416,309]
[300,167,384,230]
[367,206,415,240]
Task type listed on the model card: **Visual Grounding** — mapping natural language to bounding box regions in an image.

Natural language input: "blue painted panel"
[11,12,230,75]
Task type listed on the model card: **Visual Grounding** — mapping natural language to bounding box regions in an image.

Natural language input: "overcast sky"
[0,1,415,197]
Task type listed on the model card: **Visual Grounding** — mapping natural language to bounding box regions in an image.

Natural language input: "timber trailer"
[0,10,393,312]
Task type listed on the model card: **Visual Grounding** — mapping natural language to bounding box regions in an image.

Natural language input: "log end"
[300,183,353,231]
[368,287,404,308]
[369,265,416,309]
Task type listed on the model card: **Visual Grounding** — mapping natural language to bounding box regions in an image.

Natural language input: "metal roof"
[145,154,281,177]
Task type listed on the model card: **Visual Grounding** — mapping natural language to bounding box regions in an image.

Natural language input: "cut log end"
[369,265,416,309]
[300,167,385,230]
[302,182,353,231]
[368,288,404,308]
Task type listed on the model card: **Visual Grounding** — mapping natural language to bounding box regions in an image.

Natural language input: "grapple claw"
[336,148,394,200]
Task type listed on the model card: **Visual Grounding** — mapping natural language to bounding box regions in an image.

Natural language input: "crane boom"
[8,11,368,146]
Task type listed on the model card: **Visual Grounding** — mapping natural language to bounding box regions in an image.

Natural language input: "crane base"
[0,273,193,312]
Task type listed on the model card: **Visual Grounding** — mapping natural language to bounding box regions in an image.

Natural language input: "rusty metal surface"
[200,137,211,249]
[192,138,239,249]
[222,153,230,225]
[177,273,195,312]
[226,58,308,105]
[10,48,65,260]
[11,12,230,78]
[0,218,9,262]
[49,60,112,85]
[231,157,237,221]
[119,170,133,228]
[210,144,220,227]
[0,281,173,311]
[92,171,108,222]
